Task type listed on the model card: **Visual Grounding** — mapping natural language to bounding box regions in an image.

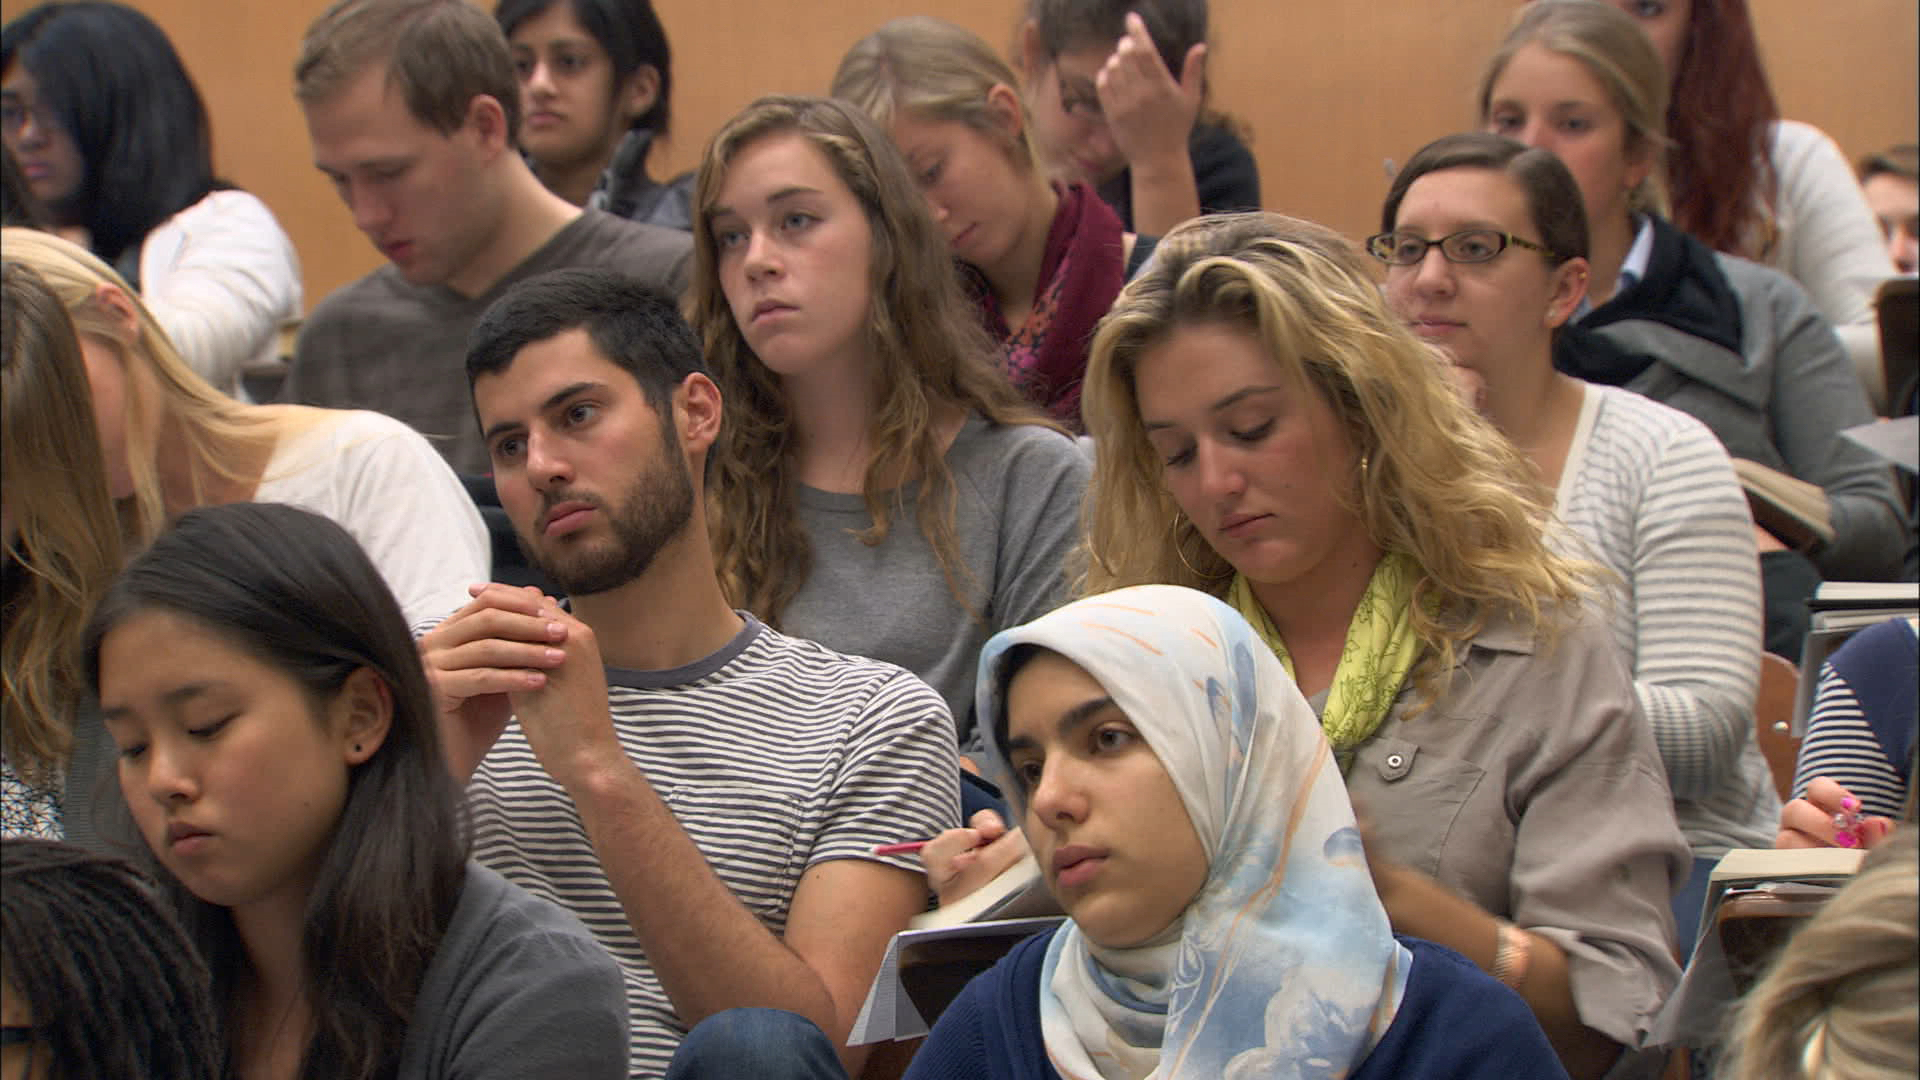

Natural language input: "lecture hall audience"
[0,0,1913,1077]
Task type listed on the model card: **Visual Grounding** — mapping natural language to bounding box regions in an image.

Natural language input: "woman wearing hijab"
[906,585,1568,1079]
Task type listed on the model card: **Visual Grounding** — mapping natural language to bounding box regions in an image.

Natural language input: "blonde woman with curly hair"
[832,16,1152,429]
[1721,828,1918,1080]
[0,228,487,845]
[692,96,1088,743]
[930,211,1689,1078]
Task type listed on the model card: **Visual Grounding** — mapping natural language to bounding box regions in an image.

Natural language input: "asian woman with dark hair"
[82,502,628,1079]
[1,1,301,398]
[497,0,694,230]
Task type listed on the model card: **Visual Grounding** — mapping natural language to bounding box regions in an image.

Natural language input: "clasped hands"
[418,582,620,786]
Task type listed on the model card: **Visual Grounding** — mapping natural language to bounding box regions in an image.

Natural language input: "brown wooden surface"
[3,0,1912,315]
[1755,651,1802,803]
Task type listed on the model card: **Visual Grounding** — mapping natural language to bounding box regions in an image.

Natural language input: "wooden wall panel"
[3,0,1911,313]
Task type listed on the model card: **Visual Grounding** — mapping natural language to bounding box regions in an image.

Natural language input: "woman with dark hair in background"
[0,0,301,399]
[1593,0,1893,371]
[1,838,221,1080]
[84,502,628,1079]
[1013,0,1258,235]
[498,0,694,230]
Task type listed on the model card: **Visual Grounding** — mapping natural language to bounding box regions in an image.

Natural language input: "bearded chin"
[520,444,694,597]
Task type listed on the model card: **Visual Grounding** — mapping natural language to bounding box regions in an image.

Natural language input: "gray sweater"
[779,416,1089,745]
[1580,243,1906,581]
[398,862,630,1077]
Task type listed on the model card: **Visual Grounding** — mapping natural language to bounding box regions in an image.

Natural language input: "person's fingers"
[428,664,548,702]
[922,826,985,875]
[1778,797,1837,846]
[1178,42,1207,98]
[426,605,569,654]
[968,809,1007,836]
[1803,776,1853,813]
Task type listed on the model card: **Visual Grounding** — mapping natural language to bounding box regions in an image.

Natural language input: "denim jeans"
[664,1008,848,1080]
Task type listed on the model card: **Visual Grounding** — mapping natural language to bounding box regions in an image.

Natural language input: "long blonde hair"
[0,228,301,550]
[1721,829,1919,1080]
[1,262,121,781]
[830,16,1039,170]
[1477,0,1671,218]
[691,96,1047,627]
[1080,212,1591,702]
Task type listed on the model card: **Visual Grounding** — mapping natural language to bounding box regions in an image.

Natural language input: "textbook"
[1732,458,1834,552]
[906,850,1059,930]
[849,916,1065,1044]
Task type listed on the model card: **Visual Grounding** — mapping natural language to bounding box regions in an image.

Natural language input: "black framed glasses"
[1366,228,1560,266]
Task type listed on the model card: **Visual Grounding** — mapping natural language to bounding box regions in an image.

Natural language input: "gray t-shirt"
[284,210,692,475]
[779,415,1090,745]
[399,862,629,1077]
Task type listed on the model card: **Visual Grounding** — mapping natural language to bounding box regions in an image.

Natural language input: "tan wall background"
[4,0,1912,312]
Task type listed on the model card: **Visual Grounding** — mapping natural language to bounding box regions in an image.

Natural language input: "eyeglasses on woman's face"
[1366,228,1558,266]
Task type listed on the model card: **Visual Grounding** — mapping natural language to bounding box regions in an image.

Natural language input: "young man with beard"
[421,269,960,1078]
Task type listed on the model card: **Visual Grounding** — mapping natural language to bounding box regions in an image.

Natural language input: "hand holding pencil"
[920,810,1032,908]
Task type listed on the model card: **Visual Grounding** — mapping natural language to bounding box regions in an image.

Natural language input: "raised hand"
[1095,11,1206,174]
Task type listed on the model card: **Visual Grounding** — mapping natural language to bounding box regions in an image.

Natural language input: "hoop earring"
[1171,511,1231,580]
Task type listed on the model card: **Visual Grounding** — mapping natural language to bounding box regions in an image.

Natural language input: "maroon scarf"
[966,183,1127,431]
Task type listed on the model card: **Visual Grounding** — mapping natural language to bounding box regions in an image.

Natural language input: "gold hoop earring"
[1171,511,1231,580]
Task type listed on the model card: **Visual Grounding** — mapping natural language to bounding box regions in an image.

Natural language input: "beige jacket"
[1348,607,1689,1052]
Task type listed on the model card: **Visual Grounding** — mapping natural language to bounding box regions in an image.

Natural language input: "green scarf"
[1227,552,1424,757]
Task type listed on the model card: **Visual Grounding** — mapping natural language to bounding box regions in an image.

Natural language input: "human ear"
[673,372,723,460]
[88,282,142,342]
[985,83,1026,142]
[465,93,511,155]
[1545,256,1590,329]
[621,65,662,124]
[331,666,394,766]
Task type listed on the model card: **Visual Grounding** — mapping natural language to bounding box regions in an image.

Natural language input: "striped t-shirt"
[467,614,961,1077]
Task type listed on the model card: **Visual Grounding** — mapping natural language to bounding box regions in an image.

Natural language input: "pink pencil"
[872,841,930,856]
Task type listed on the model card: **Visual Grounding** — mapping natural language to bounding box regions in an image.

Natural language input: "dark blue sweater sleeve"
[904,931,1058,1080]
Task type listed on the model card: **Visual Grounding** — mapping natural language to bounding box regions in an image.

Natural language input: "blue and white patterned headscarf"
[977,585,1411,1080]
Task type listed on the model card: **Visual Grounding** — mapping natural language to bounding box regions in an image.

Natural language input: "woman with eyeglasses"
[1,1,301,400]
[1477,0,1907,657]
[1376,132,1771,950]
[1011,0,1257,236]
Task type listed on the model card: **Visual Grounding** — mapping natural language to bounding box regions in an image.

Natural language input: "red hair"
[1665,0,1779,258]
